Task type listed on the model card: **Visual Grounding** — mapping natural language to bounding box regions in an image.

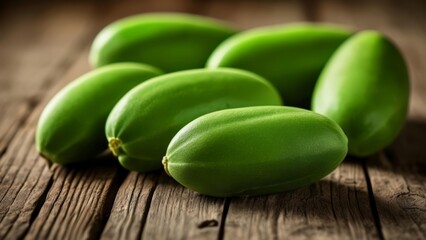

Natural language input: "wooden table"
[0,0,425,239]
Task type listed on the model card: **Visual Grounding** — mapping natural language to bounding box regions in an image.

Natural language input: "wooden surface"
[0,0,425,239]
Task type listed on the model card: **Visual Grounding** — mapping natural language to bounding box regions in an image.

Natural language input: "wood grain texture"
[0,124,52,239]
[142,173,225,240]
[366,152,426,240]
[365,120,426,240]
[100,173,158,240]
[0,0,424,239]
[223,160,378,240]
[25,159,124,240]
[0,4,98,240]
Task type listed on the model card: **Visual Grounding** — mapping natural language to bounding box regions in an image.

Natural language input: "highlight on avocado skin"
[90,13,237,72]
[164,106,348,197]
[312,31,409,157]
[207,23,352,108]
[36,63,163,164]
[105,68,282,173]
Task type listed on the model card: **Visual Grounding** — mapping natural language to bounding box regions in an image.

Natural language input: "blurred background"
[0,0,425,118]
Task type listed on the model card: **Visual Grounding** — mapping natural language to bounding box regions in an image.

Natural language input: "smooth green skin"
[90,13,237,72]
[106,68,282,172]
[207,23,352,108]
[312,31,409,157]
[164,106,348,197]
[36,63,163,164]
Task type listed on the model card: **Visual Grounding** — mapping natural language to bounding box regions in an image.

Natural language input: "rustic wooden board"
[0,124,52,239]
[222,160,378,240]
[0,0,424,239]
[100,173,158,240]
[25,158,124,240]
[142,173,226,240]
[0,4,98,239]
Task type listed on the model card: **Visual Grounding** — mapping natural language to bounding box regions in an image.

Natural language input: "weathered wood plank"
[223,160,378,240]
[100,173,158,240]
[142,173,225,240]
[0,125,52,239]
[0,4,99,239]
[25,158,125,240]
[1,1,424,240]
[366,150,426,240]
[319,0,426,239]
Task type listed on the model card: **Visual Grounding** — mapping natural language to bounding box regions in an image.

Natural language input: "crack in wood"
[91,166,129,240]
[21,176,53,238]
[197,219,219,229]
[137,173,160,240]
[362,159,385,240]
[217,198,230,240]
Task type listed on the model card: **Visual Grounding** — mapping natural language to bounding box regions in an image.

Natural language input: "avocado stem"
[162,156,171,176]
[108,138,122,157]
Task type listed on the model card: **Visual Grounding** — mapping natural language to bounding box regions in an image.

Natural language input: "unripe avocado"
[90,13,237,72]
[312,31,409,156]
[164,106,348,197]
[207,24,352,107]
[36,63,163,164]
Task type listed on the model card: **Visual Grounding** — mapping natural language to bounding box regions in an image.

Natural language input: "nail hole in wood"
[197,219,218,228]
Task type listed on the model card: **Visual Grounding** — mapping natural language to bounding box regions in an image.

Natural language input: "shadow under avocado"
[220,179,422,236]
[363,119,426,176]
